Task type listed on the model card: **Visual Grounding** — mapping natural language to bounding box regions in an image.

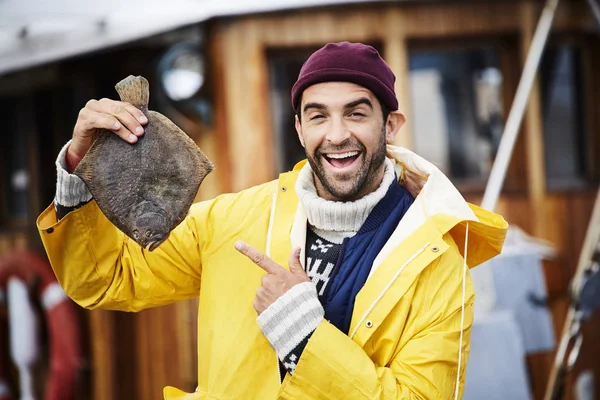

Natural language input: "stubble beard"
[306,126,387,202]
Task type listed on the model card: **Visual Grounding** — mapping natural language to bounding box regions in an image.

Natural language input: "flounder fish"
[74,75,214,251]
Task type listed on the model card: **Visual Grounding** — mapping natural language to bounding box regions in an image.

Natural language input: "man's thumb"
[288,247,304,274]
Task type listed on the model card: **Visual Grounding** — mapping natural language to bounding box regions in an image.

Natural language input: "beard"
[305,125,387,201]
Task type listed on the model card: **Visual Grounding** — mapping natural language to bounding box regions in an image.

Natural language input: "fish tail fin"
[115,75,150,107]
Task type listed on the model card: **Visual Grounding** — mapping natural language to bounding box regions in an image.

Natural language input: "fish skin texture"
[74,76,214,250]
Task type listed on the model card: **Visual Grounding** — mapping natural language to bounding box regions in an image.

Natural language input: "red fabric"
[45,301,81,400]
[0,252,82,400]
[0,306,13,400]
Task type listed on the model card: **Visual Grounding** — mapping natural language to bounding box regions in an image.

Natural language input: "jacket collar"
[289,145,477,228]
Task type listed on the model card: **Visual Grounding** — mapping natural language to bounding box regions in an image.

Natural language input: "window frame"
[406,35,526,194]
[540,33,600,192]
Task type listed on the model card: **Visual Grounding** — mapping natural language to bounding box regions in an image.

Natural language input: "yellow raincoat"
[37,145,507,399]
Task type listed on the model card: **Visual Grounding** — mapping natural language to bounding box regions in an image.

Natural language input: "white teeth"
[327,151,359,159]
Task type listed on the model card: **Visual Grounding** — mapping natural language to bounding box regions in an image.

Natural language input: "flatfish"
[74,75,214,251]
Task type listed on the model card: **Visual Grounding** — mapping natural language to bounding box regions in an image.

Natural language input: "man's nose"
[325,118,351,144]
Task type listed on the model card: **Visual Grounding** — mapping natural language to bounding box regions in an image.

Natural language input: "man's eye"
[350,112,365,117]
[310,115,325,120]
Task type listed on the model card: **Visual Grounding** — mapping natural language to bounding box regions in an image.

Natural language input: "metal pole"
[481,0,560,211]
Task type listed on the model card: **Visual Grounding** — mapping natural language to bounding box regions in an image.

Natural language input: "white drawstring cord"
[266,185,283,385]
[454,222,469,400]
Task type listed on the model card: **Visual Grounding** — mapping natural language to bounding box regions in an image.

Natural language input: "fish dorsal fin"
[115,75,149,108]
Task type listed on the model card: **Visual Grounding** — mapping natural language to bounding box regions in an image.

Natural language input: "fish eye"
[133,230,139,240]
[144,230,153,238]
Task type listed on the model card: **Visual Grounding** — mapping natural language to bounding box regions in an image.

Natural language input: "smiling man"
[37,42,508,399]
[298,83,395,201]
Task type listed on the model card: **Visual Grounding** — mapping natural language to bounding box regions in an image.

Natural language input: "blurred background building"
[0,0,599,399]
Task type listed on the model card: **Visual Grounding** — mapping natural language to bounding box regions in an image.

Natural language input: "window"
[267,47,318,174]
[540,40,599,190]
[409,45,505,189]
[0,96,31,228]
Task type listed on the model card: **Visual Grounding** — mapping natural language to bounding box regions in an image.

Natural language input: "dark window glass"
[0,96,30,226]
[540,45,588,190]
[267,48,317,174]
[409,48,504,187]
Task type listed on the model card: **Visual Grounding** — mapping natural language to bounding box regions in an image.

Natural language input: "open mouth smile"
[323,151,361,169]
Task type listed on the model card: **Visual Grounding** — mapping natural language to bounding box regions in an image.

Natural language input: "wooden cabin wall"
[209,1,599,400]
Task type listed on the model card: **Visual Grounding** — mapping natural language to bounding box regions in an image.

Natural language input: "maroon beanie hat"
[291,42,398,112]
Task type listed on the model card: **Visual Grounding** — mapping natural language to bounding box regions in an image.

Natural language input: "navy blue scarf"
[321,180,414,334]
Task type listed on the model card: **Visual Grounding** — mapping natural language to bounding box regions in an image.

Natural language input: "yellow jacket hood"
[383,145,507,268]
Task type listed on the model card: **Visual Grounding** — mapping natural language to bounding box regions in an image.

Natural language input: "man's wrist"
[256,281,323,359]
[55,141,92,208]
[65,146,83,174]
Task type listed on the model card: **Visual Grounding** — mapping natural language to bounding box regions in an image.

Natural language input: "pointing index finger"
[235,241,282,274]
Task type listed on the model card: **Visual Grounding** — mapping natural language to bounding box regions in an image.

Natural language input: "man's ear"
[385,111,406,144]
[295,115,305,148]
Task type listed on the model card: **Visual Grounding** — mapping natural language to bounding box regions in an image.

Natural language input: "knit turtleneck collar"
[295,158,396,235]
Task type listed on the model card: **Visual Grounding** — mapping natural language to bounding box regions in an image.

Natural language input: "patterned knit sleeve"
[54,141,92,219]
[256,282,324,375]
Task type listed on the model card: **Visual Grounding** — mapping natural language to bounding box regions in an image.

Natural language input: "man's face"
[295,82,400,202]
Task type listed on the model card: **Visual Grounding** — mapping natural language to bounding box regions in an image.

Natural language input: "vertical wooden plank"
[0,236,8,257]
[165,303,184,391]
[150,308,165,399]
[139,310,155,400]
[193,127,225,201]
[520,1,548,238]
[383,9,414,150]
[88,310,115,400]
[176,299,198,391]
[222,22,275,191]
[13,233,27,251]
[134,304,182,397]
[201,23,234,196]
[111,312,137,400]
